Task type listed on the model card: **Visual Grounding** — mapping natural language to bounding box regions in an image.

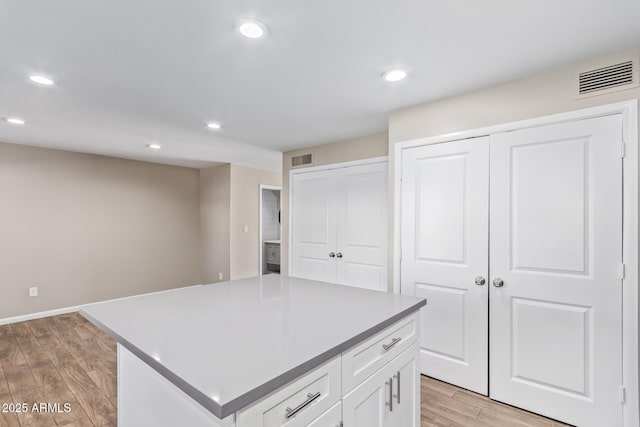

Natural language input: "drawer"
[342,311,420,393]
[237,356,341,427]
[307,401,341,427]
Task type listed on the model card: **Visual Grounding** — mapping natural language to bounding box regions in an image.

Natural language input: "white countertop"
[81,275,425,418]
[263,240,280,244]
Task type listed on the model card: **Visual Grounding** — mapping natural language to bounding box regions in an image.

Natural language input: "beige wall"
[200,164,231,284]
[0,142,201,319]
[281,132,389,276]
[387,47,640,287]
[200,163,282,282]
[230,164,281,280]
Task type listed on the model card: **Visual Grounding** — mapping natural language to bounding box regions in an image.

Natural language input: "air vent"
[579,61,634,95]
[291,153,313,168]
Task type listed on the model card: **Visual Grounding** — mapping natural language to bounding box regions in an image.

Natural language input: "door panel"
[510,138,588,274]
[387,342,421,427]
[489,115,623,427]
[342,367,388,427]
[291,170,336,282]
[336,162,388,291]
[401,137,490,394]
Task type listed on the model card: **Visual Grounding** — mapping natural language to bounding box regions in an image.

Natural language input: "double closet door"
[400,115,623,427]
[291,161,387,291]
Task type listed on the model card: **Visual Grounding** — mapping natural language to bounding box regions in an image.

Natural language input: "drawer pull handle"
[382,337,402,351]
[285,392,321,419]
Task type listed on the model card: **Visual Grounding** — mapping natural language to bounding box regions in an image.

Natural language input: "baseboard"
[0,305,80,325]
[0,284,202,326]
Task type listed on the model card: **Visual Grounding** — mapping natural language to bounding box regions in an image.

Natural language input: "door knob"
[329,252,335,258]
[474,276,486,286]
[336,252,343,258]
[492,278,504,288]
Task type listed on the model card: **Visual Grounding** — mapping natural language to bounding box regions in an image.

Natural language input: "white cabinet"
[387,343,420,427]
[343,342,420,427]
[291,160,387,291]
[342,367,387,427]
[264,243,280,264]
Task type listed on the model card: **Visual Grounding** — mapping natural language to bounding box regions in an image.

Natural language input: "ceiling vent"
[291,153,313,168]
[577,59,638,97]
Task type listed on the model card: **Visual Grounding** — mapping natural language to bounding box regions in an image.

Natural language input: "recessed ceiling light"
[207,122,222,129]
[382,69,407,82]
[30,75,55,86]
[237,18,268,39]
[4,117,26,125]
[147,144,162,150]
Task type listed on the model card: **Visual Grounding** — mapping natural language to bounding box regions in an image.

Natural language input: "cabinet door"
[400,137,490,394]
[342,367,389,427]
[335,162,387,291]
[291,170,337,282]
[387,342,420,427]
[308,402,342,427]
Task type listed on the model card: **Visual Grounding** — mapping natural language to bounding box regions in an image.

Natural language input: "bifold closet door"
[489,115,623,427]
[400,137,490,395]
[291,169,337,282]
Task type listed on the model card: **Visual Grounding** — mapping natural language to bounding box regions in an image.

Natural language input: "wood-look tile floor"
[421,377,573,427]
[0,313,570,427]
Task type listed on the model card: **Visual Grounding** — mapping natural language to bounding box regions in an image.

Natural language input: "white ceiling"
[1,0,639,169]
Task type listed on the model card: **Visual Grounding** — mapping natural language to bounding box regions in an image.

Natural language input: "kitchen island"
[81,275,426,426]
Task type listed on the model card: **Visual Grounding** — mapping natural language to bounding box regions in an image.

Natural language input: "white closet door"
[489,115,623,427]
[400,137,490,394]
[335,162,388,291]
[291,170,336,282]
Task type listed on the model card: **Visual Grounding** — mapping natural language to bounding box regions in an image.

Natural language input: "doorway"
[259,185,282,275]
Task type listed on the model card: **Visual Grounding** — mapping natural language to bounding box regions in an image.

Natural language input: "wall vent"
[578,59,637,96]
[291,153,313,168]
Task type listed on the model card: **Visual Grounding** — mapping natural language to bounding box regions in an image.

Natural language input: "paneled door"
[400,137,490,394]
[291,169,336,283]
[291,160,387,290]
[489,115,623,426]
[335,162,388,291]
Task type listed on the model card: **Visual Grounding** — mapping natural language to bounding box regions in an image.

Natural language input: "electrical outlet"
[29,287,38,297]
[243,225,249,233]
[218,272,223,280]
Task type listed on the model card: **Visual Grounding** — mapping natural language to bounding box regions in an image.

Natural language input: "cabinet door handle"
[394,371,401,404]
[329,252,335,258]
[382,337,402,351]
[285,392,321,419]
[336,252,343,258]
[385,378,394,412]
